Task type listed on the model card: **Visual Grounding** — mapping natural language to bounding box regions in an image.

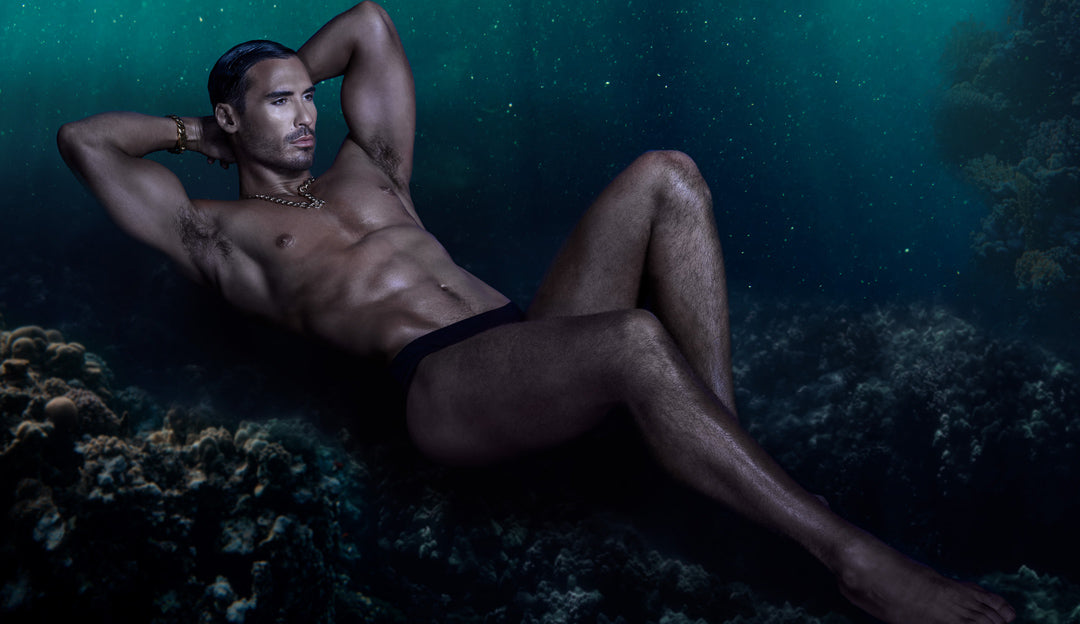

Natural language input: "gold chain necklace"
[244,177,325,210]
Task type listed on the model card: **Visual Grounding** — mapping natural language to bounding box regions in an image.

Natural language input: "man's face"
[234,56,318,172]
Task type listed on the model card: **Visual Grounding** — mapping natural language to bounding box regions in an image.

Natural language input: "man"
[57,3,1016,622]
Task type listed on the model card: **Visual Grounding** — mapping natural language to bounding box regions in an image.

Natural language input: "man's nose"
[296,102,315,128]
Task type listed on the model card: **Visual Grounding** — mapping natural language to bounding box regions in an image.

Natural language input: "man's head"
[208,40,297,114]
[208,40,318,173]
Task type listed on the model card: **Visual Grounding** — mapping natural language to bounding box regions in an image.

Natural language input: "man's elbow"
[56,121,79,157]
[56,119,106,182]
[56,120,97,163]
[348,1,394,36]
[350,1,383,16]
[56,121,88,169]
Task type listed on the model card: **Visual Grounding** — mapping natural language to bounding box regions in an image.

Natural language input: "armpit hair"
[176,206,232,260]
[364,136,404,188]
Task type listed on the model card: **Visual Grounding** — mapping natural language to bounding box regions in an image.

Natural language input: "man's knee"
[614,307,667,342]
[634,150,712,214]
[637,149,699,175]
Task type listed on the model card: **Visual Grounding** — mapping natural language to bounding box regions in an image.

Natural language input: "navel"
[275,234,295,249]
[438,283,466,303]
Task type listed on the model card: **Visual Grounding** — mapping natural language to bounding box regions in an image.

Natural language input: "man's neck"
[237,165,314,199]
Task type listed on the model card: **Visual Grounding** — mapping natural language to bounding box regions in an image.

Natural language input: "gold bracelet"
[166,114,187,154]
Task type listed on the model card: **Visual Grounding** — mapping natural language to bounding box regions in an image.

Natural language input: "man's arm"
[298,1,416,188]
[57,113,231,283]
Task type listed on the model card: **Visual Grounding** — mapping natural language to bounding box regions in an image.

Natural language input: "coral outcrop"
[935,3,1080,309]
[1,322,366,623]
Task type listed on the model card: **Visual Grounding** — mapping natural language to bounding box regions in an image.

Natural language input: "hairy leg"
[407,311,1016,624]
[529,151,736,415]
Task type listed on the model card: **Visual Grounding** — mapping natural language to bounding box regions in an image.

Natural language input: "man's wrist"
[165,115,188,153]
[183,116,204,153]
[161,115,206,154]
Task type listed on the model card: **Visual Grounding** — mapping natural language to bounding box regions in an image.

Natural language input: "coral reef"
[938,17,1003,85]
[1,322,366,623]
[3,306,1079,622]
[1015,246,1070,290]
[936,2,1080,309]
[733,298,1079,574]
[984,566,1080,623]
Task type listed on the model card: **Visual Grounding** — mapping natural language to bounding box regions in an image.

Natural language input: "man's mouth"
[288,128,315,147]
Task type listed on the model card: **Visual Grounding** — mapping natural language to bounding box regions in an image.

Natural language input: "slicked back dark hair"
[208,40,297,114]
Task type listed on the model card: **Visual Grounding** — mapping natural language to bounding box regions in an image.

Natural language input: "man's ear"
[214,103,240,135]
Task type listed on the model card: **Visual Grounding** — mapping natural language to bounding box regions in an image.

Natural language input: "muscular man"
[57,3,1015,622]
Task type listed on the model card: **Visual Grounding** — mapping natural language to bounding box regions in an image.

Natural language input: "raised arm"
[298,1,416,188]
[56,113,232,283]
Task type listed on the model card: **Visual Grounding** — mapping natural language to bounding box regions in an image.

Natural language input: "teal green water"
[6,0,1011,304]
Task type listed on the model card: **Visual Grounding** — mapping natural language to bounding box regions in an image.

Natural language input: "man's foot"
[834,533,1016,624]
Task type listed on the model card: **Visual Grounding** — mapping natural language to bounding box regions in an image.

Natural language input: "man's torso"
[188,149,509,360]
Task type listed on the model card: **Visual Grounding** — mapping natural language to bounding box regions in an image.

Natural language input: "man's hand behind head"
[196,115,236,169]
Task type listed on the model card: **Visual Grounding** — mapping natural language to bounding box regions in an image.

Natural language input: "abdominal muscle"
[260,224,510,362]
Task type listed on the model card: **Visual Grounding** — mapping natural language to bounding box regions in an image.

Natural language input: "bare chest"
[230,181,415,258]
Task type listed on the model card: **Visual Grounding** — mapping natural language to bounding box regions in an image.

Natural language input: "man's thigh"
[528,155,662,320]
[404,310,656,465]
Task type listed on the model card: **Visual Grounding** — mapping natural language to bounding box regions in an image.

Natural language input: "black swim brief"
[389,301,524,393]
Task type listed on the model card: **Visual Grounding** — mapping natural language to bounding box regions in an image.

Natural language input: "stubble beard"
[283,127,316,171]
[240,126,316,174]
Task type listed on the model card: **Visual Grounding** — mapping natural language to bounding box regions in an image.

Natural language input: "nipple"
[276,234,295,249]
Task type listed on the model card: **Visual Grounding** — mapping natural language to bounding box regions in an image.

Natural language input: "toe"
[983,594,1016,623]
[964,584,1015,624]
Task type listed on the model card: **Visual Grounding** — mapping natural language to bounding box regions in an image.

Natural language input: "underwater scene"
[2,0,1078,621]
